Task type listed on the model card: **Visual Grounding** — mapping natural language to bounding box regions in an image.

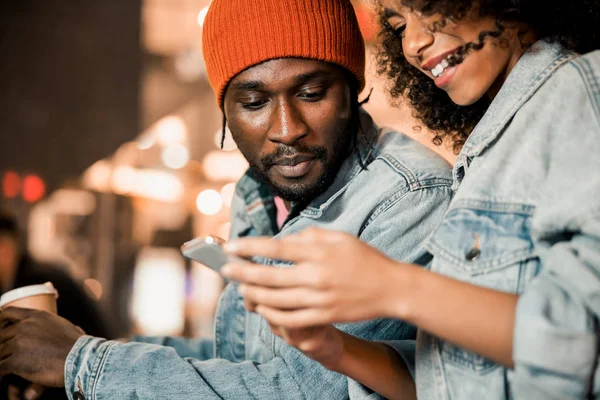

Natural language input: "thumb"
[24,383,46,400]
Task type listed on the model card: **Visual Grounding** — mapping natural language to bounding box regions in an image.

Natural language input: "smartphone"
[180,235,246,275]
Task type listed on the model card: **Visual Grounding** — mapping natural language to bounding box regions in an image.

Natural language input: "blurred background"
[0,0,454,339]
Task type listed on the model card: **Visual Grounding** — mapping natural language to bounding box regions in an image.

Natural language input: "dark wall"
[0,1,141,191]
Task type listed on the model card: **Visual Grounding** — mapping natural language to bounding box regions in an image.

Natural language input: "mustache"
[261,145,327,168]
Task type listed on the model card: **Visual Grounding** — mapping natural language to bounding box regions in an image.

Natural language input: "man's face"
[223,59,355,203]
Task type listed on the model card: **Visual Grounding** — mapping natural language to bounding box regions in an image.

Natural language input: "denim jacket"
[351,41,600,399]
[63,110,453,399]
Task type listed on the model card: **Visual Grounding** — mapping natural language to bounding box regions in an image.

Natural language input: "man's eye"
[241,99,268,110]
[299,91,325,102]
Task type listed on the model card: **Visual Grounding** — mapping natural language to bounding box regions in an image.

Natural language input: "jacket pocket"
[425,202,539,288]
[425,201,540,373]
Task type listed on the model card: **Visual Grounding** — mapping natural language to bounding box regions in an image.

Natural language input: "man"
[0,0,453,398]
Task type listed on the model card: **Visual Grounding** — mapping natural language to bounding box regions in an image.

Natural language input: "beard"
[249,125,355,204]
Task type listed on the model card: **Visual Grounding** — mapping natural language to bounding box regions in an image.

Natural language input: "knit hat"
[202,0,366,109]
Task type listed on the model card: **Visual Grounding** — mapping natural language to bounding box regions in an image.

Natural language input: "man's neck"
[283,199,291,211]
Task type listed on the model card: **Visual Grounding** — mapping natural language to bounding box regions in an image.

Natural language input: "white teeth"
[431,56,452,78]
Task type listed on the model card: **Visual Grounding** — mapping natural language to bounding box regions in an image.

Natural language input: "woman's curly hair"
[377,0,600,153]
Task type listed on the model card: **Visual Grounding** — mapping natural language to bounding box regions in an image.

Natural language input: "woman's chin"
[445,85,489,107]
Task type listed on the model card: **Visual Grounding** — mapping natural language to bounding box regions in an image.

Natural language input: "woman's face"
[381,0,528,105]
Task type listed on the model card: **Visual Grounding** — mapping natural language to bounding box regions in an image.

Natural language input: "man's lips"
[270,155,316,178]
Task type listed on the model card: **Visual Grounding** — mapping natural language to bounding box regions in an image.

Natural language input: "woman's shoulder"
[546,50,600,102]
[522,50,600,136]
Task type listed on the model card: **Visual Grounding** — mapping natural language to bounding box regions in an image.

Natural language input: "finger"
[0,308,36,324]
[24,383,46,400]
[267,323,283,337]
[255,305,332,329]
[0,337,16,362]
[243,297,257,313]
[224,235,318,264]
[223,263,313,288]
[0,323,19,346]
[7,384,20,400]
[0,356,16,377]
[240,285,326,310]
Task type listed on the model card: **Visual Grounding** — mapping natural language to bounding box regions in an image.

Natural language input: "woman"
[222,1,600,399]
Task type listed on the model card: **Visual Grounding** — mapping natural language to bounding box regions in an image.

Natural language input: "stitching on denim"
[378,153,418,187]
[571,57,600,127]
[450,199,536,215]
[65,336,88,398]
[88,340,117,400]
[364,187,411,227]
[425,238,537,275]
[213,287,227,358]
[441,343,498,373]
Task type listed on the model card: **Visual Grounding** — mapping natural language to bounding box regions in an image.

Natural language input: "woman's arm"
[333,332,416,400]
[224,229,518,368]
[392,265,517,368]
[266,323,416,400]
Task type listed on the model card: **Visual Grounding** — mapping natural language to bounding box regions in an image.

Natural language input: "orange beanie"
[202,0,366,109]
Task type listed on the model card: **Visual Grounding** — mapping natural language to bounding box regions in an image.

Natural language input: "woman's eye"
[394,25,406,37]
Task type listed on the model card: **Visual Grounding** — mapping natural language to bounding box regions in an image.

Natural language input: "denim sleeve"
[65,336,313,399]
[511,58,600,399]
[128,335,214,360]
[346,185,452,398]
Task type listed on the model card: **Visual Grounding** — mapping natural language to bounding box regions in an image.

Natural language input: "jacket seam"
[377,154,419,187]
[377,154,452,189]
[571,58,600,127]
[87,340,117,400]
[365,185,452,228]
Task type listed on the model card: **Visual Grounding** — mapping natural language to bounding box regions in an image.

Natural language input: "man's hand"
[0,307,85,387]
[8,383,46,400]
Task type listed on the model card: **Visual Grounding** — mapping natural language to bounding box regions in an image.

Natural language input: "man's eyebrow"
[384,8,399,19]
[293,70,335,85]
[230,70,335,92]
[231,81,265,92]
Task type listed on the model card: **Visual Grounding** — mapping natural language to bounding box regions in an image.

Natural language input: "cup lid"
[0,282,59,308]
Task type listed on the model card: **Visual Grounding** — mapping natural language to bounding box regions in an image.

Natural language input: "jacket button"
[465,247,480,261]
[74,391,85,400]
[466,233,481,261]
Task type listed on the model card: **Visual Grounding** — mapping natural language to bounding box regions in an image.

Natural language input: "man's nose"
[268,99,309,145]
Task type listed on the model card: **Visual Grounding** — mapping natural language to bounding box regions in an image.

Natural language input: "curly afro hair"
[377,0,600,153]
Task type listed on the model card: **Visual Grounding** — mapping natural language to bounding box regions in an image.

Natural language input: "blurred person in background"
[0,0,453,398]
[0,211,112,400]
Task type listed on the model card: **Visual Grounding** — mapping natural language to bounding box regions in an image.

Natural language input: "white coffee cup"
[0,282,59,313]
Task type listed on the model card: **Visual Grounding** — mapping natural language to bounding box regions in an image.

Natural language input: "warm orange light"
[220,183,236,208]
[2,171,21,199]
[84,279,103,300]
[196,189,222,215]
[22,175,46,203]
